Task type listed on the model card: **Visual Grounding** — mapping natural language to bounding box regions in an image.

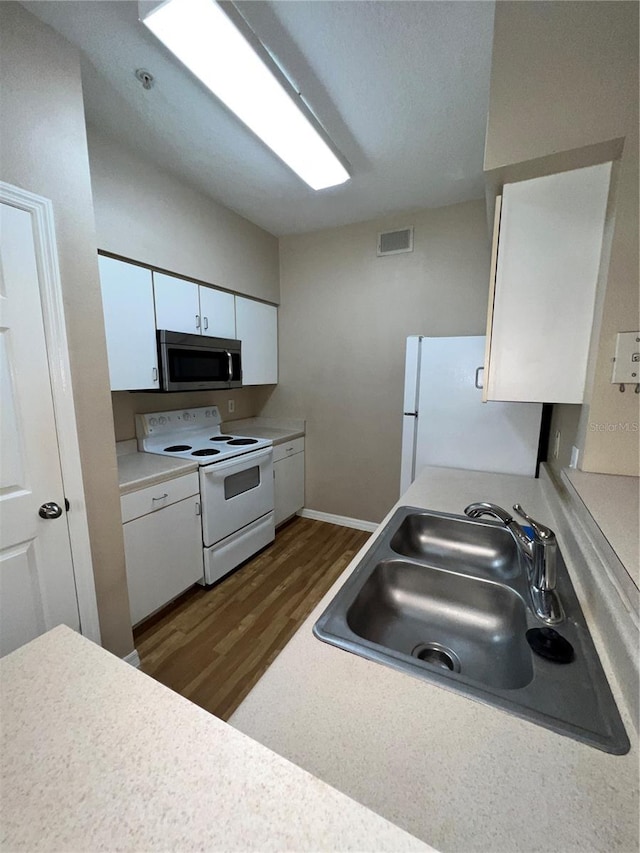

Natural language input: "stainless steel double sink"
[313,506,629,754]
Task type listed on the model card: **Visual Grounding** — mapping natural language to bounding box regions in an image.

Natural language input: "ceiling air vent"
[377,226,414,257]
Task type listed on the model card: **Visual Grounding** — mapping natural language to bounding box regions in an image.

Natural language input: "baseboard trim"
[297,508,378,533]
[123,649,141,668]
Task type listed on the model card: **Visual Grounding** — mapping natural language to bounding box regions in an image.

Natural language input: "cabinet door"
[199,286,236,338]
[235,296,278,385]
[153,272,201,334]
[98,256,159,391]
[486,163,611,403]
[274,451,304,526]
[123,495,203,626]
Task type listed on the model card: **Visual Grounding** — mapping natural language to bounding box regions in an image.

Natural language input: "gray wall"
[486,0,639,476]
[87,129,280,304]
[263,200,491,523]
[0,3,133,657]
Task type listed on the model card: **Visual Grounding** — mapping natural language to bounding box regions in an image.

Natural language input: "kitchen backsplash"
[111,386,275,442]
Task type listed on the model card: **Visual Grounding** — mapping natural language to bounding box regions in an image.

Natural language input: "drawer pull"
[286,446,294,452]
[152,493,168,502]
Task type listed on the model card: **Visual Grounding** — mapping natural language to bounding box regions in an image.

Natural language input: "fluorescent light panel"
[142,0,350,190]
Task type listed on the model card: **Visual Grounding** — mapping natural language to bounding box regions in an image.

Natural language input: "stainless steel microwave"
[157,330,242,392]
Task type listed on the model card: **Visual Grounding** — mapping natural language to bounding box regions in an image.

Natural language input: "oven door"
[199,448,274,547]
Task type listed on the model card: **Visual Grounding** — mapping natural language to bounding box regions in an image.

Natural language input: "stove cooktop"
[135,407,272,465]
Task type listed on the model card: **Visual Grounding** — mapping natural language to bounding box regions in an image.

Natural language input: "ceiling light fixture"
[140,0,350,191]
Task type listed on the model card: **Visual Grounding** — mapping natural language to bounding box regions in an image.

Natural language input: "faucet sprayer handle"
[512,504,555,542]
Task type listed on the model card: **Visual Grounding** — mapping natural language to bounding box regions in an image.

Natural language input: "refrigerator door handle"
[474,366,484,390]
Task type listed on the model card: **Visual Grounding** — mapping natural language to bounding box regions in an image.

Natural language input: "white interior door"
[0,202,80,656]
[414,336,543,478]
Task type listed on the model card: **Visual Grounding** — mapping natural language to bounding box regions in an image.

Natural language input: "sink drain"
[411,642,461,673]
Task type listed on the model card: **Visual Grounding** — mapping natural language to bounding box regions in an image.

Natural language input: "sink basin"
[347,559,533,689]
[314,506,629,754]
[389,511,520,580]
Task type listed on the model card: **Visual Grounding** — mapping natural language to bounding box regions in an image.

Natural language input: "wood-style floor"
[134,516,370,721]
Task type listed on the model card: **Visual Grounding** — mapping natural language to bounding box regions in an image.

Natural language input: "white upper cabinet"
[98,256,159,391]
[484,162,611,404]
[154,272,236,339]
[153,272,201,335]
[236,296,278,385]
[199,286,236,338]
[100,259,277,389]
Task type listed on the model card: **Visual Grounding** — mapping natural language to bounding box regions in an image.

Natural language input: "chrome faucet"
[464,502,564,624]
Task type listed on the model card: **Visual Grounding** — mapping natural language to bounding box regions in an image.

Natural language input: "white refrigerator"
[400,336,543,494]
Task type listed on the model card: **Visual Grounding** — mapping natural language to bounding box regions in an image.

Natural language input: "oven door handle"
[226,350,233,382]
[202,448,272,476]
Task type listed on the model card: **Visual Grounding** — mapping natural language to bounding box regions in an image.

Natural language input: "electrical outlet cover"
[611,331,640,383]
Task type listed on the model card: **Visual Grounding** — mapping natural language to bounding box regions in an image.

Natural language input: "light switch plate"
[611,331,640,383]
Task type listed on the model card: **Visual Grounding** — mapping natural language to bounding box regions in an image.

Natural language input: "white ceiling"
[25,0,495,236]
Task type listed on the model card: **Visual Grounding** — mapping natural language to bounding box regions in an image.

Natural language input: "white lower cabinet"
[273,438,305,527]
[121,474,203,626]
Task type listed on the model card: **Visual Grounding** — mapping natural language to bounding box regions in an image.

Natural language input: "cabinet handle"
[195,501,201,516]
[152,493,168,502]
[152,367,158,382]
[203,317,209,331]
[286,446,294,453]
[195,314,201,330]
[474,366,484,390]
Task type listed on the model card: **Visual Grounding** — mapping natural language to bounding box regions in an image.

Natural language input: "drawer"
[273,437,304,463]
[121,472,200,523]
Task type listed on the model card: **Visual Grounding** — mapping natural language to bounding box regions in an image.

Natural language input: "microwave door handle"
[226,350,233,382]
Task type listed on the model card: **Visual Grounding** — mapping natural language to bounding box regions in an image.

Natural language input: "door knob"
[39,502,63,519]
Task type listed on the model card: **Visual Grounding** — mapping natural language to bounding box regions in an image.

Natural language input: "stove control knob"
[183,412,191,421]
[158,416,167,425]
[149,418,158,427]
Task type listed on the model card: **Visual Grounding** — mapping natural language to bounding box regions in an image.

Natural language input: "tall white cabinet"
[98,256,159,391]
[484,163,611,404]
[236,296,278,385]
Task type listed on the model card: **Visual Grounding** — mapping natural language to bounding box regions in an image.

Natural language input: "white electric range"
[136,406,275,585]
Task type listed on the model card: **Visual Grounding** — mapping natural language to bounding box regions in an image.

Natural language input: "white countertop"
[116,440,198,495]
[230,466,639,853]
[0,626,431,852]
[564,468,639,588]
